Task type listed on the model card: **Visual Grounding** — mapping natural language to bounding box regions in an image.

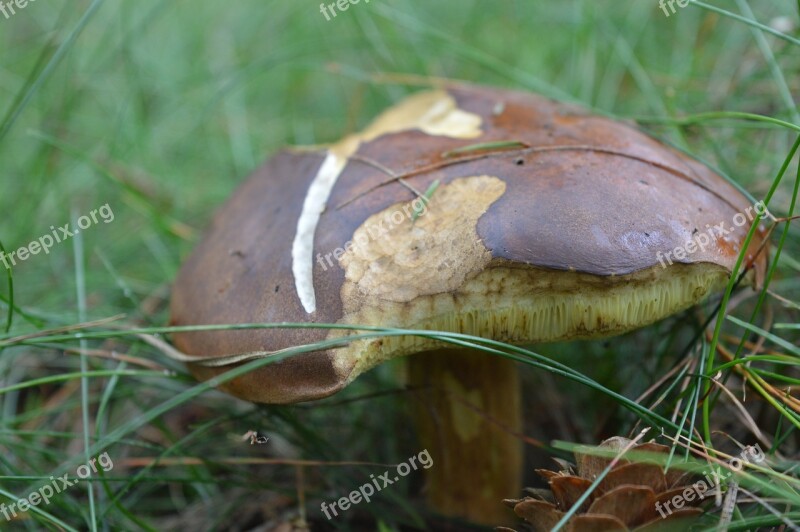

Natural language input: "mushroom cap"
[170,84,769,404]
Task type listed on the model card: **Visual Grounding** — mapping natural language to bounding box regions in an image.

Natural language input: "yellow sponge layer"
[332,262,734,380]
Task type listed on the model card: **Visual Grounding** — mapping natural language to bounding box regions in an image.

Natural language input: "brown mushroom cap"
[170,84,768,404]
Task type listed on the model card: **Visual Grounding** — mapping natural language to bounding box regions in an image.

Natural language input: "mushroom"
[170,84,769,525]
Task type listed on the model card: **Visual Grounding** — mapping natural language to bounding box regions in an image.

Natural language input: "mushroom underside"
[334,260,734,385]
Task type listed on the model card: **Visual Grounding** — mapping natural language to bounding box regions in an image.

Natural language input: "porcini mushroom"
[170,83,768,525]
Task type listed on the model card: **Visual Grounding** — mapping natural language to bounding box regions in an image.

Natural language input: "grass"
[1,0,799,530]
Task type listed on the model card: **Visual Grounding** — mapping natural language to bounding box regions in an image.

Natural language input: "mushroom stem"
[408,348,522,525]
